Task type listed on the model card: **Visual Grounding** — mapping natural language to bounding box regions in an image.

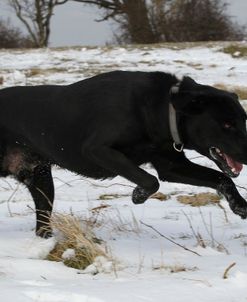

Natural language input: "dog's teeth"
[231,168,236,173]
[216,148,222,155]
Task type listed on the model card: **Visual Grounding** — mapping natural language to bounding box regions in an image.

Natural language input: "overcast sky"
[0,0,246,47]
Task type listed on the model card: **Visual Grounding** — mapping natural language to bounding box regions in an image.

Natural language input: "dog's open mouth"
[209,147,243,177]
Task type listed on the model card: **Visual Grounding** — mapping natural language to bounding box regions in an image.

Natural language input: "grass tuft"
[46,214,105,270]
[177,193,220,207]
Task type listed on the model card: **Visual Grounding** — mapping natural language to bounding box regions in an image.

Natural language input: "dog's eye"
[224,123,231,129]
[223,122,234,129]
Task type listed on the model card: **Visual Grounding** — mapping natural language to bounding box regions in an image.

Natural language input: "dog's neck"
[169,81,184,152]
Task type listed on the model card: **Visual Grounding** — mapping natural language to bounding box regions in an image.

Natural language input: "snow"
[0,43,247,301]
[62,248,75,260]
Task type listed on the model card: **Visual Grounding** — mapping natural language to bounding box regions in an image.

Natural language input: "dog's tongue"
[225,154,243,173]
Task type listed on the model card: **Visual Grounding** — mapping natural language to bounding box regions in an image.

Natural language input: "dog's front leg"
[217,181,247,219]
[151,155,247,219]
[84,146,159,204]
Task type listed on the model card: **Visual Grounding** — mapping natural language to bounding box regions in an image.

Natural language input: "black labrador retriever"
[0,71,247,237]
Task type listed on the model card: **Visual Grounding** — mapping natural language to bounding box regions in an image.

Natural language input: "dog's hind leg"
[2,146,54,237]
[83,146,159,204]
[18,164,54,238]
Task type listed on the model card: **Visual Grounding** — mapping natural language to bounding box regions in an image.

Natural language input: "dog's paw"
[232,205,247,219]
[132,186,151,204]
[229,199,247,219]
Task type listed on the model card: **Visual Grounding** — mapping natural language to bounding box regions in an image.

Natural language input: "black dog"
[0,71,247,237]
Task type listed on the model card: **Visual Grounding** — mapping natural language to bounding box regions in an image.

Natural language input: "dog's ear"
[180,76,197,89]
[170,77,206,115]
[230,92,239,101]
[171,78,241,115]
[171,92,204,115]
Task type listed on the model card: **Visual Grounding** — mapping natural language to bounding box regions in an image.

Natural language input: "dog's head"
[171,77,247,178]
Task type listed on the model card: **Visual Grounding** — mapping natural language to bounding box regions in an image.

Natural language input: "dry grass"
[209,64,218,68]
[98,191,169,202]
[150,192,170,201]
[186,62,204,70]
[152,262,198,273]
[173,60,205,70]
[107,208,141,234]
[124,41,221,51]
[169,264,198,273]
[177,193,220,207]
[26,67,69,77]
[222,45,247,58]
[50,41,225,52]
[90,204,111,212]
[223,262,236,279]
[98,193,129,200]
[46,214,105,270]
[173,59,186,64]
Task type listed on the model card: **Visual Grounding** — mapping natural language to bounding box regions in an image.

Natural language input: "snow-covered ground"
[0,43,247,302]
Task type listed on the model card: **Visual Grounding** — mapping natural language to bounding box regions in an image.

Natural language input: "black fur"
[0,71,247,237]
